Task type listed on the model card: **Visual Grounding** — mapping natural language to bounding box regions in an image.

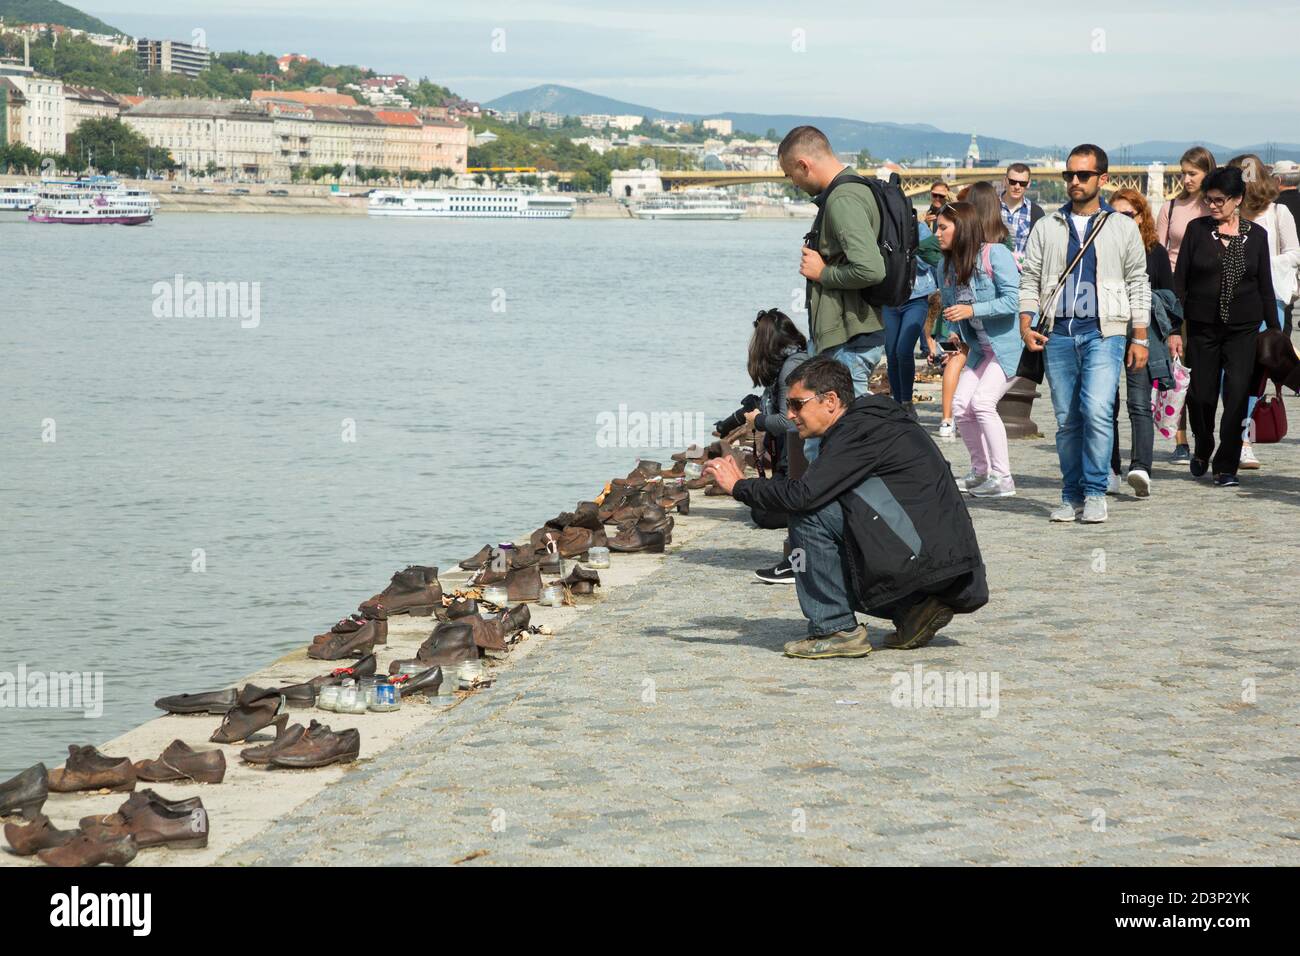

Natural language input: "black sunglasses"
[1006,178,1030,187]
[1117,209,1137,218]
[786,393,826,413]
[754,308,781,327]
[1062,170,1102,183]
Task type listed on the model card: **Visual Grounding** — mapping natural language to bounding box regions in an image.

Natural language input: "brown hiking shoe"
[48,746,136,793]
[308,618,382,660]
[783,624,873,660]
[38,832,138,868]
[607,527,667,554]
[886,597,955,650]
[359,566,443,617]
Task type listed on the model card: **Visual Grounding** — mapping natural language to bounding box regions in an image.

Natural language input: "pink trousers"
[951,355,1014,477]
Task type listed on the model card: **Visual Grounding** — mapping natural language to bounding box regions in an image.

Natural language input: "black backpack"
[806,170,919,309]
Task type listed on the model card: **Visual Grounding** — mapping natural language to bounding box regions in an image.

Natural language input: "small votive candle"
[684,461,703,479]
[539,584,565,606]
[586,546,610,569]
[482,585,509,605]
[316,685,341,712]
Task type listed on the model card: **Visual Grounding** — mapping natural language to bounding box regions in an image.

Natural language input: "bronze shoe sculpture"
[153,687,240,715]
[48,746,136,794]
[390,620,479,672]
[444,597,479,619]
[80,793,209,850]
[392,665,443,697]
[38,832,138,868]
[240,719,319,765]
[313,613,387,647]
[505,564,543,603]
[0,763,48,820]
[359,565,443,617]
[210,686,283,744]
[308,618,382,660]
[268,726,360,770]
[4,813,79,856]
[133,740,227,784]
[607,528,668,554]
[79,789,203,831]
[558,566,601,595]
[469,615,509,652]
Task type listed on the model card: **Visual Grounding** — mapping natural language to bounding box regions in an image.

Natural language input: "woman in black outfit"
[1108,188,1174,497]
[1174,166,1281,486]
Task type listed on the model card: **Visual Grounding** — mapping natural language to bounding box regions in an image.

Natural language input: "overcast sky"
[83,0,1298,148]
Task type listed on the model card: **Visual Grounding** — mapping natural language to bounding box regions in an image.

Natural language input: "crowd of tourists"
[705,125,1300,660]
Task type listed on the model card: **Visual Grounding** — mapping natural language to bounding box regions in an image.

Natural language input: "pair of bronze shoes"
[241,718,360,768]
[5,789,208,864]
[558,565,600,595]
[472,563,543,603]
[47,745,136,794]
[308,616,385,660]
[391,619,479,672]
[468,603,531,652]
[459,544,538,574]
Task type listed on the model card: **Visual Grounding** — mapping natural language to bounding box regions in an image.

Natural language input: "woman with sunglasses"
[1106,189,1174,497]
[1174,166,1280,487]
[935,201,1023,497]
[1156,146,1216,462]
[733,308,808,582]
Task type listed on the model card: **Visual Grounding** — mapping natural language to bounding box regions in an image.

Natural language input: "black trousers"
[1184,321,1259,475]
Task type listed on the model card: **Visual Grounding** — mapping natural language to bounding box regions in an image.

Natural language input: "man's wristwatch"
[1131,338,1150,348]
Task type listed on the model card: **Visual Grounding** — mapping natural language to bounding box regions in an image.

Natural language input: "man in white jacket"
[1019,144,1152,524]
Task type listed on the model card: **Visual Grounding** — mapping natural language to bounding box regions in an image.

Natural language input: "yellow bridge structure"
[655,166,1177,200]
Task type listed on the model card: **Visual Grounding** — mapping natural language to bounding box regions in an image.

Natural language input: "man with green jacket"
[779,125,887,397]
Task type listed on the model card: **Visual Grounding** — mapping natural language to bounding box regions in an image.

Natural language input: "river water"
[0,213,810,777]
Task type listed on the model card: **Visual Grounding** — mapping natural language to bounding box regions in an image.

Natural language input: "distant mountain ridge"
[486,84,1300,165]
[0,0,122,35]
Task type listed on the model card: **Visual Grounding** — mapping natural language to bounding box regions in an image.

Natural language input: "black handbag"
[1015,213,1111,383]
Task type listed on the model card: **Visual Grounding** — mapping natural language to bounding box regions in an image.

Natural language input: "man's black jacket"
[732,395,987,614]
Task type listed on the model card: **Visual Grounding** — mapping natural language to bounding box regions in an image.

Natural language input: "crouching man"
[704,355,988,659]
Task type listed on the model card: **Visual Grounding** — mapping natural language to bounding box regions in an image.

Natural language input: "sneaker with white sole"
[1106,473,1121,495]
[970,474,1016,497]
[937,420,955,439]
[1049,502,1084,522]
[1081,496,1108,523]
[958,468,987,492]
[753,560,797,585]
[1240,444,1260,469]
[1126,468,1151,497]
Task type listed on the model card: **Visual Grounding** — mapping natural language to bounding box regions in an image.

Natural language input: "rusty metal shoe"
[209,686,283,744]
[268,726,360,769]
[153,687,239,715]
[308,618,382,660]
[359,566,443,617]
[444,598,479,620]
[240,719,320,765]
[0,763,48,820]
[634,459,663,477]
[534,525,600,559]
[391,620,479,672]
[607,528,668,554]
[391,665,443,697]
[79,793,209,850]
[469,615,509,652]
[313,614,387,647]
[306,655,376,688]
[505,564,543,603]
[558,566,601,595]
[79,789,203,832]
[4,813,79,856]
[133,740,227,784]
[48,746,136,793]
[38,832,138,868]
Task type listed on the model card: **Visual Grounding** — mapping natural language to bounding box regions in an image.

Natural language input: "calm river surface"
[1,212,810,775]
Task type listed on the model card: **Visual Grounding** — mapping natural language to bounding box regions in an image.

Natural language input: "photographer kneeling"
[704,356,989,659]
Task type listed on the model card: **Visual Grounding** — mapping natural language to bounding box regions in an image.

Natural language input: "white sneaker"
[970,475,1016,497]
[1240,444,1261,469]
[1127,468,1151,498]
[959,468,987,492]
[937,420,955,439]
[1106,473,1121,495]
[1049,502,1083,522]
[1081,496,1108,523]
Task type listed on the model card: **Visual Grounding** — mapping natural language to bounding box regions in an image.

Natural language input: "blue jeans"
[883,297,929,403]
[806,334,884,462]
[1045,330,1126,503]
[789,500,858,635]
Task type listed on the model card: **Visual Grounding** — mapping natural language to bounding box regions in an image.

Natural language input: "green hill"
[0,0,123,35]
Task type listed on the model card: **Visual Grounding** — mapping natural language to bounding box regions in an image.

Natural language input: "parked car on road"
[267,188,289,197]
[170,184,186,193]
[231,188,250,195]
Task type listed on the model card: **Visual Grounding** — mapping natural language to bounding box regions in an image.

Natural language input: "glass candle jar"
[482,585,509,606]
[684,460,703,480]
[336,683,366,715]
[368,681,401,712]
[539,583,565,606]
[456,659,484,689]
[316,684,341,712]
[586,546,610,569]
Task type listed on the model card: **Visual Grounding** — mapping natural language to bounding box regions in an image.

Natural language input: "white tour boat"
[367,188,575,219]
[634,190,745,220]
[28,177,158,225]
